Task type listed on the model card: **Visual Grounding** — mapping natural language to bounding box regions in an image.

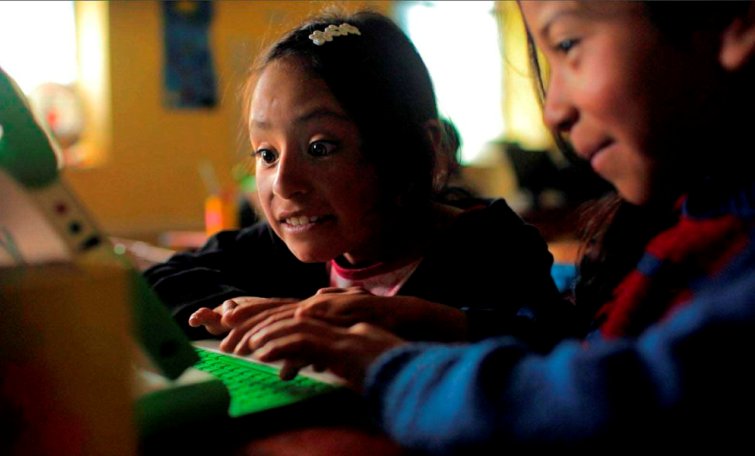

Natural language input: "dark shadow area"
[500,141,613,240]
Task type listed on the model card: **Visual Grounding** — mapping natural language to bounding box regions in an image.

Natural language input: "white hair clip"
[308,23,361,46]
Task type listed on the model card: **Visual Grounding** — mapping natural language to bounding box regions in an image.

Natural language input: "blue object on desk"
[551,263,577,293]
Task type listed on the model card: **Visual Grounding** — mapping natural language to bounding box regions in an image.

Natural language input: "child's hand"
[188,299,240,336]
[188,296,297,340]
[250,318,405,390]
[296,289,468,342]
[213,296,300,354]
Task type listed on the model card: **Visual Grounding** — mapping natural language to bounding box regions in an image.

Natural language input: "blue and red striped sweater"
[365,178,755,453]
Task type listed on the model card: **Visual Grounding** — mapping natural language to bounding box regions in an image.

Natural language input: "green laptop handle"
[0,66,198,379]
[0,66,59,188]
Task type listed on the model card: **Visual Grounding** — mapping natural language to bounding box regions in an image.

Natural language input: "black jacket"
[144,199,572,347]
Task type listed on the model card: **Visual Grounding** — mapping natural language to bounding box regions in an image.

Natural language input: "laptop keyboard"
[193,346,338,417]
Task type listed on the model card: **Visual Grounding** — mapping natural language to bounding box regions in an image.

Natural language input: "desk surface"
[143,425,408,455]
[140,390,410,455]
[237,426,408,456]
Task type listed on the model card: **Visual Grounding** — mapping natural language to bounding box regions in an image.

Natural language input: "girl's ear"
[720,1,755,70]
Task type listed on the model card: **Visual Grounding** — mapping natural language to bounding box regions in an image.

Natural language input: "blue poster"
[162,1,217,108]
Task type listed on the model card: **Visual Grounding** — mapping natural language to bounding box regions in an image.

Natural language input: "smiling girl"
[144,10,568,351]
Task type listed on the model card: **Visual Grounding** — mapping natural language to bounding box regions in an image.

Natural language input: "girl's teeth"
[287,216,319,226]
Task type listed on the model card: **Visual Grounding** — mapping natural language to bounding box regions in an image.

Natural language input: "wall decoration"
[162,1,217,109]
[27,82,86,166]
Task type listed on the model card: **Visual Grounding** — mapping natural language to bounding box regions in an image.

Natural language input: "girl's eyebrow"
[295,108,351,126]
[249,118,271,130]
[537,8,581,39]
[250,108,351,131]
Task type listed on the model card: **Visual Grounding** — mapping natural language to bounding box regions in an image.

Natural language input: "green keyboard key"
[193,346,338,417]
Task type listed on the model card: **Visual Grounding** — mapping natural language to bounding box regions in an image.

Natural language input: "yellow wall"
[64,1,393,240]
[63,1,550,241]
[497,1,552,152]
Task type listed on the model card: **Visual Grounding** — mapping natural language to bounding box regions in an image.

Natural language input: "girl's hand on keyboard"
[211,288,468,358]
[295,289,468,342]
[217,291,384,355]
[189,296,300,350]
[188,298,243,335]
[251,318,404,390]
[213,296,301,354]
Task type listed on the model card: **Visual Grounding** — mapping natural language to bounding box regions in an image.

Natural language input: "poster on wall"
[162,1,218,109]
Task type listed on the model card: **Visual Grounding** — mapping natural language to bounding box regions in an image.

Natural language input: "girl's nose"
[272,149,309,199]
[542,71,577,134]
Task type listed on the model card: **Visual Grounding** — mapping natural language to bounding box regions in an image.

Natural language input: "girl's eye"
[254,148,278,165]
[308,141,337,158]
[556,38,579,54]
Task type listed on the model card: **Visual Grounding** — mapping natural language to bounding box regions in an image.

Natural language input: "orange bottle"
[204,189,237,237]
